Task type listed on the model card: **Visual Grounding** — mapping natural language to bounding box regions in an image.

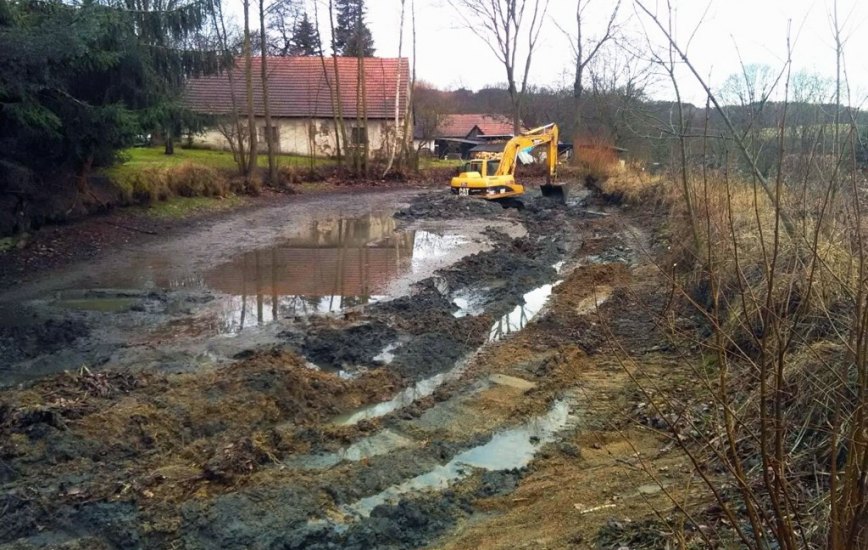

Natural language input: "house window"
[351,126,368,147]
[258,125,279,144]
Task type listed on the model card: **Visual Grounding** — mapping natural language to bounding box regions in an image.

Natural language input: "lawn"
[418,156,463,170]
[106,146,334,182]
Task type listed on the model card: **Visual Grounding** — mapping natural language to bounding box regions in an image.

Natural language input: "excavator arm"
[495,123,559,180]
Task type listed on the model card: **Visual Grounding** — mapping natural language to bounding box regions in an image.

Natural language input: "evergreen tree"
[289,12,320,56]
[0,0,137,171]
[0,0,219,172]
[334,0,374,57]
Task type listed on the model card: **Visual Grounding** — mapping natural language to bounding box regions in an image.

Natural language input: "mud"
[393,193,505,220]
[0,185,683,549]
[299,321,398,370]
[0,309,90,364]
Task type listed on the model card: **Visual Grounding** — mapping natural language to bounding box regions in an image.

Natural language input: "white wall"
[193,117,405,158]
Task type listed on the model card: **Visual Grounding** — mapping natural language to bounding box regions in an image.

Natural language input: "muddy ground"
[0,184,705,549]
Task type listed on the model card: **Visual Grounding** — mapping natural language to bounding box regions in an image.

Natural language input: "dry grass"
[164,162,227,198]
[277,164,325,186]
[114,162,230,206]
[574,137,621,181]
[653,167,866,547]
[594,167,661,204]
[665,173,855,344]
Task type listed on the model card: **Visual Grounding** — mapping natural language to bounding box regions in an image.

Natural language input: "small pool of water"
[344,398,574,517]
[488,282,560,342]
[204,213,478,332]
[284,429,416,470]
[332,356,472,426]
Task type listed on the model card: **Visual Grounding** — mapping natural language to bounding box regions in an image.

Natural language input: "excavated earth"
[0,186,702,549]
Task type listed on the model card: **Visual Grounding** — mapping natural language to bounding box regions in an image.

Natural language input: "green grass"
[419,157,463,170]
[106,146,334,184]
[139,195,246,219]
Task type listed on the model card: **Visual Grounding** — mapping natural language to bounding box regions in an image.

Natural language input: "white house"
[185,57,410,158]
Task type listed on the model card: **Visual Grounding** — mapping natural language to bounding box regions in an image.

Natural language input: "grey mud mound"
[280,495,470,550]
[300,322,398,370]
[394,192,506,220]
[0,310,89,364]
[390,332,473,381]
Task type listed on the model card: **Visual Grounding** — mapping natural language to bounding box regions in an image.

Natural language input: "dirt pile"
[0,348,407,545]
[0,312,90,365]
[394,193,506,220]
[299,321,398,370]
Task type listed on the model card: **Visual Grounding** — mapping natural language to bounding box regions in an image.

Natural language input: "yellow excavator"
[449,123,566,202]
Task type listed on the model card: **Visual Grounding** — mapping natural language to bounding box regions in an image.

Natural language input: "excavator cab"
[450,159,525,199]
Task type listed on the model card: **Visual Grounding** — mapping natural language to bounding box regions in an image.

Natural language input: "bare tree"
[558,0,621,142]
[322,0,349,167]
[266,0,301,55]
[208,0,248,175]
[382,0,407,177]
[405,0,417,169]
[259,0,277,184]
[583,37,652,146]
[243,0,258,180]
[446,0,550,134]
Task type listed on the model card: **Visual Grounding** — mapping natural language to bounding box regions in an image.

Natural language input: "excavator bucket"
[540,182,568,203]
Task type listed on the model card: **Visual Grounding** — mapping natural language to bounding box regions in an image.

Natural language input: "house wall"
[193,117,403,158]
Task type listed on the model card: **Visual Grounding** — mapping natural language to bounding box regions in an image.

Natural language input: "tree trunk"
[243,0,258,181]
[164,130,175,155]
[209,0,247,175]
[382,0,406,178]
[259,0,277,185]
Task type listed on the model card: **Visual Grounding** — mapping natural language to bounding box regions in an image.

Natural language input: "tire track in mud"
[0,189,648,549]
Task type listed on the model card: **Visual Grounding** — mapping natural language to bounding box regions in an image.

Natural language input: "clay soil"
[0,185,711,549]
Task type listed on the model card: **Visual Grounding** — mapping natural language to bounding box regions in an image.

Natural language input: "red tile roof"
[437,114,517,138]
[185,57,409,120]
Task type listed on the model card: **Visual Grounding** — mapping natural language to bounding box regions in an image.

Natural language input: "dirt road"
[0,186,696,549]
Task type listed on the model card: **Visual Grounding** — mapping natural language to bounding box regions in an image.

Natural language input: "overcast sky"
[349,0,868,104]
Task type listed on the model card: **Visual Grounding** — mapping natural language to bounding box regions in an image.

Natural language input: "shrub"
[127,167,170,205]
[574,137,621,181]
[165,162,227,198]
[277,164,325,186]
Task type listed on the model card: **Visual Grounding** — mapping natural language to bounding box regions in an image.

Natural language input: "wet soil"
[0,184,703,549]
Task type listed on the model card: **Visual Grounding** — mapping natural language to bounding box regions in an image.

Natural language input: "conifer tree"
[290,12,321,55]
[0,0,220,170]
[333,0,374,57]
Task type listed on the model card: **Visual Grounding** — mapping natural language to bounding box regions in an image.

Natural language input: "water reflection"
[345,399,573,518]
[333,357,471,425]
[488,283,559,342]
[204,213,471,333]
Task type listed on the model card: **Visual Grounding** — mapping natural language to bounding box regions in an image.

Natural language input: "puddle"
[205,217,499,333]
[332,356,472,426]
[343,398,574,518]
[488,282,560,342]
[284,429,416,470]
[451,287,488,318]
[20,212,497,338]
